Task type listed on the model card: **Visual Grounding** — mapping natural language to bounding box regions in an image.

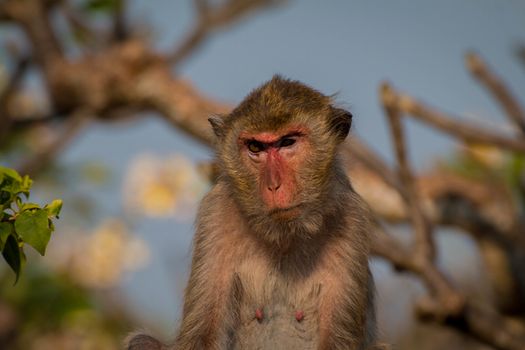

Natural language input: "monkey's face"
[209,76,352,243]
[222,120,340,243]
[237,125,309,217]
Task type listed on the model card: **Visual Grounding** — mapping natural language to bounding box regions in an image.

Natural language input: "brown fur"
[126,76,378,349]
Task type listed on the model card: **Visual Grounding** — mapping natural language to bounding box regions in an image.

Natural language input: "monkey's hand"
[125,332,165,350]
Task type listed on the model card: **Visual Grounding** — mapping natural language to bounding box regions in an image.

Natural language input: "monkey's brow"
[241,131,304,142]
[239,127,307,150]
[280,131,304,139]
[241,133,303,149]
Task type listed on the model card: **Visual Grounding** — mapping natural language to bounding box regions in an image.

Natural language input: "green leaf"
[0,222,13,251]
[21,202,41,212]
[72,26,91,45]
[1,178,22,201]
[510,154,525,183]
[14,209,52,256]
[2,234,24,283]
[44,199,63,219]
[0,190,10,206]
[0,166,22,182]
[20,175,33,197]
[0,168,31,202]
[83,0,118,13]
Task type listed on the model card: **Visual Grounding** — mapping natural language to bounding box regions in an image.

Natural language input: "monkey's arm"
[316,218,376,350]
[126,332,165,350]
[316,192,378,350]
[124,237,237,350]
[174,192,241,350]
[126,187,240,350]
[174,251,238,350]
[318,271,375,350]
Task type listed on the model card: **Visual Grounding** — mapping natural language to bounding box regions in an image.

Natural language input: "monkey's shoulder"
[192,182,250,254]
[195,182,239,229]
[338,189,373,236]
[198,180,241,212]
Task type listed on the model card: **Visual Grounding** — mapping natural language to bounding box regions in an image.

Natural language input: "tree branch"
[112,0,128,42]
[0,2,11,21]
[372,227,525,350]
[15,109,91,177]
[466,52,525,135]
[129,69,230,145]
[1,0,64,70]
[61,0,102,47]
[0,55,30,142]
[169,0,280,66]
[381,82,436,265]
[383,82,525,153]
[343,137,402,194]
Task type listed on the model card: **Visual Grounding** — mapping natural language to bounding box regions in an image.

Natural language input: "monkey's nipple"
[295,310,304,322]
[255,308,264,322]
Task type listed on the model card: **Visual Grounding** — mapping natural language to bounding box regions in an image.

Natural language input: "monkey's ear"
[330,108,353,142]
[208,115,226,138]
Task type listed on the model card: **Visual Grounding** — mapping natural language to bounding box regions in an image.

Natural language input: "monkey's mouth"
[268,204,303,219]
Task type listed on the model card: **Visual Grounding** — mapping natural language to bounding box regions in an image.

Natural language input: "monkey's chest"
[231,274,320,350]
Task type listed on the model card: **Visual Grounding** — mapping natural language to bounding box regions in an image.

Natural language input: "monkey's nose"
[267,183,281,192]
[264,166,281,192]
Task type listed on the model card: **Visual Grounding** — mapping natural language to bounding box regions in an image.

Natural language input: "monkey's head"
[209,76,352,245]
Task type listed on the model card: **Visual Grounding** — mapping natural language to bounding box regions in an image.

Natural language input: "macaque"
[127,76,377,349]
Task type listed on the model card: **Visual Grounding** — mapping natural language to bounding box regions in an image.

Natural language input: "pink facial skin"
[238,127,308,212]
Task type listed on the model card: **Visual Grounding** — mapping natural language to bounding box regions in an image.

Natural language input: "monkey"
[127,75,378,349]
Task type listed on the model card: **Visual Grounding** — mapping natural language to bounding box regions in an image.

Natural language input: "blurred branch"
[371,224,417,272]
[371,227,525,350]
[371,224,464,324]
[461,303,525,350]
[15,109,91,177]
[377,82,468,330]
[352,141,525,316]
[466,52,525,135]
[0,55,30,142]
[381,82,436,265]
[62,0,101,46]
[416,296,525,350]
[373,72,525,349]
[169,0,280,66]
[128,69,230,145]
[112,0,128,41]
[384,82,525,153]
[0,4,10,21]
[343,137,402,193]
[0,0,64,69]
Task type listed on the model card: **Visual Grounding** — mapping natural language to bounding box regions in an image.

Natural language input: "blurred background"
[1,0,525,349]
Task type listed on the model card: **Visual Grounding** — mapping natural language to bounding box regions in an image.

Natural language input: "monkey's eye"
[279,138,296,148]
[247,140,265,153]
